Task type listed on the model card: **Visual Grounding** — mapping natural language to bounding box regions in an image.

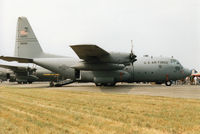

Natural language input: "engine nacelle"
[100,52,137,65]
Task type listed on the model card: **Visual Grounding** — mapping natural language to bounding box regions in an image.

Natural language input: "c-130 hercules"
[0,17,191,87]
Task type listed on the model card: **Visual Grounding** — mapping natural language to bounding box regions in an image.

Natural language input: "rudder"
[15,17,43,58]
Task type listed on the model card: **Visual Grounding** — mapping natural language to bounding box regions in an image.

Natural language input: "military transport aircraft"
[0,63,61,84]
[0,67,15,82]
[0,17,192,87]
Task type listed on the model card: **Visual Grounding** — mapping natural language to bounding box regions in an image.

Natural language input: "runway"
[1,82,200,99]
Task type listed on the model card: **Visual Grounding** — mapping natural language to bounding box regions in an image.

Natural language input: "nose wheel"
[165,81,172,86]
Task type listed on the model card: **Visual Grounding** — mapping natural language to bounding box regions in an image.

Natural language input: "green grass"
[0,85,200,134]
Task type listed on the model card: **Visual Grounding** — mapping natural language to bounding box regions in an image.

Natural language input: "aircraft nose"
[183,68,192,77]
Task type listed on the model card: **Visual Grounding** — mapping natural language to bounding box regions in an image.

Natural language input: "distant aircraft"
[0,64,61,84]
[0,17,192,86]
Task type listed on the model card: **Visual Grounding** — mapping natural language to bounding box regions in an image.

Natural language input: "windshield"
[170,59,183,67]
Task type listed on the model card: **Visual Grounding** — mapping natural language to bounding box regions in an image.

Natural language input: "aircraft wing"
[0,64,28,72]
[0,56,33,63]
[70,44,109,62]
[0,64,20,70]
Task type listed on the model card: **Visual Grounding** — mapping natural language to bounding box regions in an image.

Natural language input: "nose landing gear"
[165,81,172,86]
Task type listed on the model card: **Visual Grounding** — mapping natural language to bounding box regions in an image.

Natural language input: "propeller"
[129,40,137,65]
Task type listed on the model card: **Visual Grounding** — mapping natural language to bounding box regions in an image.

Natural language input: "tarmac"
[1,82,200,99]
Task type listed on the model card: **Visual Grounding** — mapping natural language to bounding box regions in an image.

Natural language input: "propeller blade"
[129,40,137,65]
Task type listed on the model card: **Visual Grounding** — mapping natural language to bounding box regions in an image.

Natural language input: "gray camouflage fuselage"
[33,56,191,84]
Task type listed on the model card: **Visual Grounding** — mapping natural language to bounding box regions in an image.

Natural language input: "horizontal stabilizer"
[0,56,33,63]
[0,64,36,73]
[0,64,25,70]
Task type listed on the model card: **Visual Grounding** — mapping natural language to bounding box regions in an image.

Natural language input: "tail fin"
[15,17,43,58]
[15,17,64,58]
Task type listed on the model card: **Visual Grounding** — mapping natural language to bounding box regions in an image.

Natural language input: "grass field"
[0,85,200,134]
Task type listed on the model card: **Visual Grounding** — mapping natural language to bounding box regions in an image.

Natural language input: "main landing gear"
[17,81,32,84]
[95,82,116,87]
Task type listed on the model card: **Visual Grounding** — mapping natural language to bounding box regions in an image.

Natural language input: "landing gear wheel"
[50,81,55,87]
[18,82,22,84]
[106,83,116,86]
[165,81,172,86]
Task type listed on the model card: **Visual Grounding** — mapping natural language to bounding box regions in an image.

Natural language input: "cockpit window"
[171,59,183,67]
[170,59,176,63]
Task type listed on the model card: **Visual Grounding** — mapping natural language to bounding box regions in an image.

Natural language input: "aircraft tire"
[106,83,116,86]
[165,81,172,86]
[17,82,22,84]
[95,83,116,87]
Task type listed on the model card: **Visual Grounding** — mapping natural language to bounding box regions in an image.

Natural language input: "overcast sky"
[0,0,200,70]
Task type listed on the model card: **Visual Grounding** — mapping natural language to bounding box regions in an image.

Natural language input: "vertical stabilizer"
[15,17,43,58]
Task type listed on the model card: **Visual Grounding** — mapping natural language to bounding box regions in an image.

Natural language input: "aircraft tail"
[15,17,44,58]
[15,17,64,58]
